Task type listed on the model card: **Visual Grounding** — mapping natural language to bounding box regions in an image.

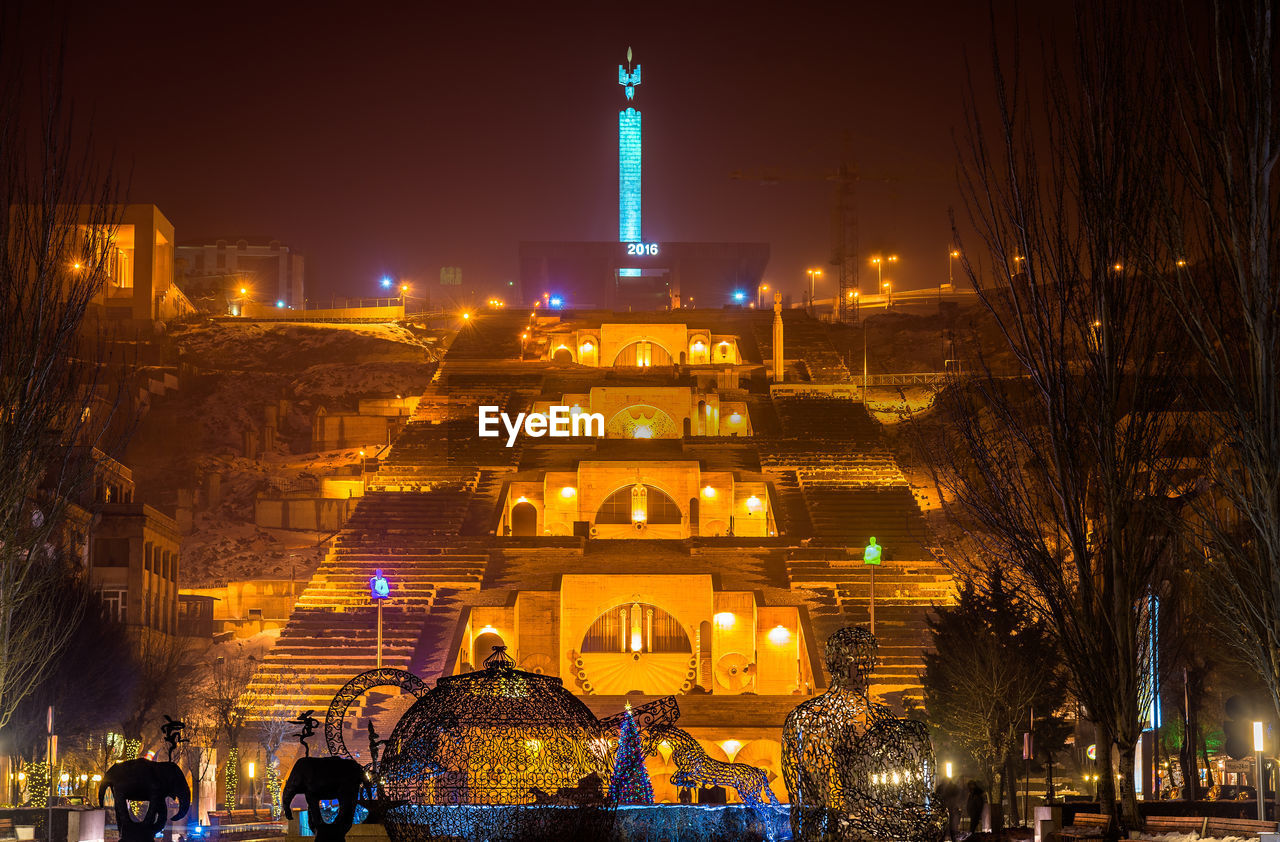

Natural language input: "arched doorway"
[474,631,504,666]
[689,498,699,536]
[552,347,574,364]
[682,417,691,437]
[511,501,537,536]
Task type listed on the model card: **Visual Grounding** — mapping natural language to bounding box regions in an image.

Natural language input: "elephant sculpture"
[98,758,190,842]
[282,756,366,842]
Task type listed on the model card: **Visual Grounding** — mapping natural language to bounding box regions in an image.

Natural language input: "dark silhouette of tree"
[1152,0,1280,730]
[922,568,1066,824]
[7,585,136,767]
[0,35,128,732]
[928,2,1190,824]
[120,632,198,753]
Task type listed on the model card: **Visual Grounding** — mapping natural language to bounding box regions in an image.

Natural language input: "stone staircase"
[788,554,955,710]
[753,311,853,383]
[243,315,539,721]
[766,469,813,538]
[244,485,491,718]
[459,469,510,536]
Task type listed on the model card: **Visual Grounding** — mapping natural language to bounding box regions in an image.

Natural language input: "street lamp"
[870,255,898,291]
[806,268,823,315]
[757,283,769,310]
[948,248,960,285]
[883,281,893,308]
[370,568,391,667]
[863,537,882,634]
[400,283,409,309]
[1254,721,1266,820]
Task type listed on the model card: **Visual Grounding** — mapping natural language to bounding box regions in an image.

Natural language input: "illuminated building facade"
[247,308,955,802]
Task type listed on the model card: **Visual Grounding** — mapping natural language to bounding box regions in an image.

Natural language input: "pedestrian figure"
[934,778,965,841]
[965,780,986,834]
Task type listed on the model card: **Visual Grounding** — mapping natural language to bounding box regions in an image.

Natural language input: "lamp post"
[370,569,391,667]
[757,283,769,310]
[1255,721,1266,820]
[863,537,882,634]
[948,248,960,285]
[806,269,823,315]
[870,255,897,303]
[883,281,893,308]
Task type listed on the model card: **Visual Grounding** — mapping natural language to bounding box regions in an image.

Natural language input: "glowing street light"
[806,268,823,315]
[871,255,898,291]
[757,283,769,309]
[1254,721,1266,819]
[882,281,893,308]
[948,248,961,285]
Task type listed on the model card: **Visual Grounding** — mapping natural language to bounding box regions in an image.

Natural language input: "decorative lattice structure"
[324,668,429,759]
[379,647,614,841]
[783,626,945,842]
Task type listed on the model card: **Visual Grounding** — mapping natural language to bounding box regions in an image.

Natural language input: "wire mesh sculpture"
[641,725,781,807]
[325,668,429,759]
[783,626,946,842]
[378,646,614,842]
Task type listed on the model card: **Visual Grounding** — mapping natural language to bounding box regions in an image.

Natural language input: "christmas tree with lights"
[610,702,653,804]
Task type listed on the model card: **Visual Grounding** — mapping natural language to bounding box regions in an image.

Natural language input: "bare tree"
[203,651,259,810]
[926,2,1190,824]
[0,31,127,735]
[1153,0,1280,725]
[257,669,311,818]
[120,631,199,753]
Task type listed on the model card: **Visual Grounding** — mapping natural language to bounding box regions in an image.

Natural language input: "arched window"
[595,484,682,524]
[613,340,673,367]
[581,603,691,653]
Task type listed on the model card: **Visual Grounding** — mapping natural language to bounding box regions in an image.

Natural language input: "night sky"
[28,0,1046,302]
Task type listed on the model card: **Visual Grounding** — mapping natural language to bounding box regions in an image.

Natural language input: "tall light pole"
[870,255,898,291]
[863,537,882,634]
[370,569,391,667]
[806,268,823,315]
[1254,721,1266,820]
[948,248,960,285]
[757,283,769,310]
[882,281,893,308]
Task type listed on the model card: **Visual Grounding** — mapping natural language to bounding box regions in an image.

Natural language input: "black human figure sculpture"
[99,758,191,842]
[161,716,187,763]
[281,756,366,842]
[292,710,320,757]
[365,721,392,801]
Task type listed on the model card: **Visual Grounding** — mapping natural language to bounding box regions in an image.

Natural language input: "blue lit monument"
[517,48,769,308]
[619,47,642,244]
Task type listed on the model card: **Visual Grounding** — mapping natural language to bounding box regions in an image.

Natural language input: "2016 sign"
[626,243,660,256]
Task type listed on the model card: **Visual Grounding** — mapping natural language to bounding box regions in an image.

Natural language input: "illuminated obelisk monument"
[618,47,642,243]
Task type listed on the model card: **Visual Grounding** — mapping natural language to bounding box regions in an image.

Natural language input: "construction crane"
[730,137,897,321]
